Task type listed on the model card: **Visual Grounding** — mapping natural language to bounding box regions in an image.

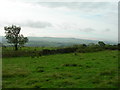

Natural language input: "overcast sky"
[0,0,118,42]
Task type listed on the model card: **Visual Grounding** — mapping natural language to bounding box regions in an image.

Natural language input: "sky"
[0,0,118,42]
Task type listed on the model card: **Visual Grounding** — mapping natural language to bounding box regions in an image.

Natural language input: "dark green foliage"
[105,44,118,50]
[19,34,28,47]
[98,41,106,47]
[4,25,28,50]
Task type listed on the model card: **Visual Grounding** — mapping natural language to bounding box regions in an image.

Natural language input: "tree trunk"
[15,35,18,51]
[15,43,18,51]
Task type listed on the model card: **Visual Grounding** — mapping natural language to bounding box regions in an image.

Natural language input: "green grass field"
[2,50,118,88]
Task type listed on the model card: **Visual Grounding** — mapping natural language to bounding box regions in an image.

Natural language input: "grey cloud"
[37,2,107,8]
[0,21,52,29]
[55,23,95,32]
[35,2,113,12]
[104,29,111,32]
[79,28,95,32]
[19,21,52,28]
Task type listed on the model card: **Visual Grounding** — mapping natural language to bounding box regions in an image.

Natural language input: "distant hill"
[0,36,117,47]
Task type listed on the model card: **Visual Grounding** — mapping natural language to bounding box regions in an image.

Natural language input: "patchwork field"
[2,50,118,88]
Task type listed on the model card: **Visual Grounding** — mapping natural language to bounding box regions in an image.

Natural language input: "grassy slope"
[2,50,118,88]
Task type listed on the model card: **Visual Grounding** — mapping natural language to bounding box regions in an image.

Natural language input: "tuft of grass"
[36,67,45,73]
[62,63,78,67]
[92,76,102,84]
[26,79,39,85]
[99,69,116,76]
[31,83,42,88]
[45,73,64,79]
[3,68,29,78]
[54,79,78,88]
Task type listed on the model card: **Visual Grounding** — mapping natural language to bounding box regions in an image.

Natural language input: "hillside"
[0,36,117,47]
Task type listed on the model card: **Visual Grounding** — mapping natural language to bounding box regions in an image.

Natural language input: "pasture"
[2,50,118,88]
